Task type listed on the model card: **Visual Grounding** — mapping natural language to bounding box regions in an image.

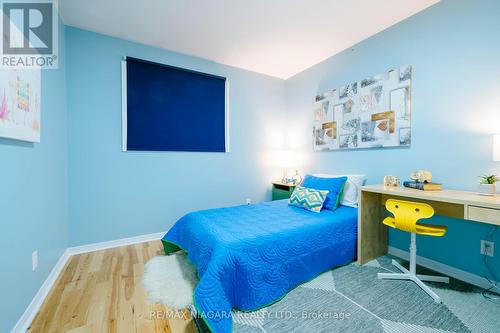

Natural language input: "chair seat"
[415,222,448,236]
[382,216,447,236]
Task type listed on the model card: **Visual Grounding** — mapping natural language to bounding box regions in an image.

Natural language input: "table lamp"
[278,150,296,184]
[493,134,500,161]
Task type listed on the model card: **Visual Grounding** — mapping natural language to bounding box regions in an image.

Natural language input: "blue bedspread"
[162,199,358,333]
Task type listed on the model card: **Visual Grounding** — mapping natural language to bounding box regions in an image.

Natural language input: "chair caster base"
[377,260,449,303]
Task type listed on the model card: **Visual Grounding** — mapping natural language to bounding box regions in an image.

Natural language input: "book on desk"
[403,180,442,191]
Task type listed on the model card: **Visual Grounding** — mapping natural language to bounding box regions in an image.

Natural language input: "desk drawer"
[468,206,500,226]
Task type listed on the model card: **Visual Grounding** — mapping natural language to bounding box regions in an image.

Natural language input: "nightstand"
[272,182,296,201]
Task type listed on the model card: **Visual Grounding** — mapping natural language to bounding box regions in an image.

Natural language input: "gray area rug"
[192,255,499,333]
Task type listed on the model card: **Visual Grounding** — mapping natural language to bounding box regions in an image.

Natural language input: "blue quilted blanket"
[162,199,358,333]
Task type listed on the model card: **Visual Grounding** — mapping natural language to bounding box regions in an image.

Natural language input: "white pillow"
[312,174,366,208]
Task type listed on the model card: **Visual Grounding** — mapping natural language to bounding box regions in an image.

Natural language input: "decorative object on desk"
[313,65,411,151]
[410,170,433,183]
[403,180,442,191]
[383,175,400,187]
[478,174,499,196]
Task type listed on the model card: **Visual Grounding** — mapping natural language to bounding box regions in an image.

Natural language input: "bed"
[162,199,358,333]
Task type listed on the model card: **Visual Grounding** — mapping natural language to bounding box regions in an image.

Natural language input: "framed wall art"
[313,65,411,151]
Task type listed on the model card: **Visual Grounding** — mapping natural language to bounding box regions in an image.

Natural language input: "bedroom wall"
[0,22,68,332]
[66,27,286,246]
[285,0,500,280]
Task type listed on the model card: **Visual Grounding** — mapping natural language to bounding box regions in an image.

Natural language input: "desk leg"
[357,191,387,265]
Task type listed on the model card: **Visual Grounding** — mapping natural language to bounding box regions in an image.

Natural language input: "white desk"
[358,184,500,265]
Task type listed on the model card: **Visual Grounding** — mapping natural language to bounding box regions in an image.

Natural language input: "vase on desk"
[478,183,496,196]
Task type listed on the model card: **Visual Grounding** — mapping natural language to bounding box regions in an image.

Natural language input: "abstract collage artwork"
[313,65,411,151]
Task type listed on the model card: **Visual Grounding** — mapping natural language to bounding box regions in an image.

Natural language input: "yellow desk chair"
[377,199,449,303]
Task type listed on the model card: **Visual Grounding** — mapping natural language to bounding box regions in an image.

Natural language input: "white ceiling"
[60,0,439,79]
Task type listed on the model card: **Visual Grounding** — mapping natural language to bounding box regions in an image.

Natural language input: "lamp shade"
[277,150,296,169]
[493,135,500,161]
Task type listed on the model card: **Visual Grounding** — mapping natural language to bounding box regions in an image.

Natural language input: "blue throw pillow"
[301,175,348,210]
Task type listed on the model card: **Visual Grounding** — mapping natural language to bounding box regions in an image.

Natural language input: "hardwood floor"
[28,241,197,333]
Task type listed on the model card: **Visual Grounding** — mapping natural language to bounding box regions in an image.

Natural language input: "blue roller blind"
[125,57,227,152]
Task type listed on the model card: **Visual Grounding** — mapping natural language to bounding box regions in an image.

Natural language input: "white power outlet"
[32,250,38,271]
[480,240,494,257]
[246,198,252,205]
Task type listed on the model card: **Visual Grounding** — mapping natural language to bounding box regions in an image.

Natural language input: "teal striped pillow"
[289,186,329,213]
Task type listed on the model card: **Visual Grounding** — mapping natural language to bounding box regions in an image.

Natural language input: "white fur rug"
[143,253,198,310]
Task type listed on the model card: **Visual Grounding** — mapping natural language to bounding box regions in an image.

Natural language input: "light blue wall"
[0,22,67,332]
[5,2,500,329]
[285,0,500,280]
[66,27,286,246]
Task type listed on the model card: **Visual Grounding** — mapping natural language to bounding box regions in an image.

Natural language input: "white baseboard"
[11,231,166,333]
[388,246,498,291]
[11,249,71,333]
[67,231,166,255]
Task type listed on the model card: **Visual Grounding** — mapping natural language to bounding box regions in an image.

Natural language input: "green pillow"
[289,186,329,213]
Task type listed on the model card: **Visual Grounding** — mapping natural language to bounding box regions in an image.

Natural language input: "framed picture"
[313,65,411,151]
[0,68,41,142]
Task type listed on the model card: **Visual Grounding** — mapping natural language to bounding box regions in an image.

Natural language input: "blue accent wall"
[0,21,67,332]
[285,0,500,280]
[66,27,286,246]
